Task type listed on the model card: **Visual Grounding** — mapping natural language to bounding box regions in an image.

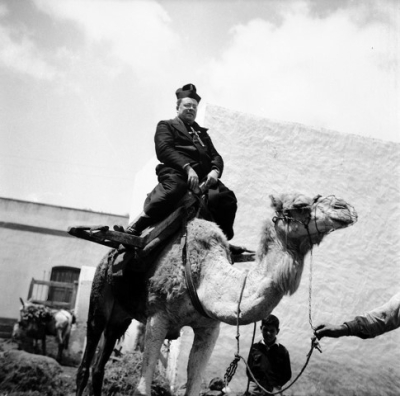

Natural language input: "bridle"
[225,198,326,394]
[272,206,314,247]
[271,195,327,247]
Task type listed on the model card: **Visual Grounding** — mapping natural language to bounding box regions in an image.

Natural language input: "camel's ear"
[270,195,283,211]
[292,194,313,209]
[19,298,25,308]
[312,195,322,203]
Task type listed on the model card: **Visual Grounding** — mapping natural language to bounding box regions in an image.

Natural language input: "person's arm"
[207,139,223,178]
[316,292,400,340]
[280,349,292,386]
[269,347,291,388]
[246,344,259,380]
[203,168,219,189]
[346,292,400,339]
[184,164,200,191]
[200,130,224,177]
[246,344,269,383]
[201,131,224,188]
[155,121,192,170]
[314,323,350,338]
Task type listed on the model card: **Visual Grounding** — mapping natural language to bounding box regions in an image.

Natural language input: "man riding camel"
[115,83,238,241]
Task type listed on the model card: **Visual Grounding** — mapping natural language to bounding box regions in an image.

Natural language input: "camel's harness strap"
[224,207,323,394]
[181,193,212,319]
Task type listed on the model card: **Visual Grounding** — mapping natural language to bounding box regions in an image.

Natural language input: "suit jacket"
[154,117,224,180]
[246,340,292,391]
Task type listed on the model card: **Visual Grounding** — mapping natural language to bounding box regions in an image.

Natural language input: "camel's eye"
[333,202,347,210]
[292,203,310,212]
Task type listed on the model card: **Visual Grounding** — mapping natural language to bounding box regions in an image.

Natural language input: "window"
[48,266,80,308]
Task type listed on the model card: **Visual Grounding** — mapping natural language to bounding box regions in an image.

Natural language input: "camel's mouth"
[331,217,353,228]
[330,207,358,228]
[315,197,358,229]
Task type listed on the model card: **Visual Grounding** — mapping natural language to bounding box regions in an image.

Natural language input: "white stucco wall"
[162,104,399,395]
[0,199,128,320]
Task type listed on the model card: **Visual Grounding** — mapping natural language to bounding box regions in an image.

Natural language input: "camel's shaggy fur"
[148,219,230,306]
[257,220,306,295]
[148,243,186,306]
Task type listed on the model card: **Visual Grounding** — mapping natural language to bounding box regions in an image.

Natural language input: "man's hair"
[261,314,280,330]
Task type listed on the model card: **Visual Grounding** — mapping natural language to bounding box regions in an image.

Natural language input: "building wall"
[0,198,128,321]
[171,104,400,395]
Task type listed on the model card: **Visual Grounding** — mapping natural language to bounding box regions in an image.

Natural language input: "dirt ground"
[0,337,77,395]
[0,338,172,396]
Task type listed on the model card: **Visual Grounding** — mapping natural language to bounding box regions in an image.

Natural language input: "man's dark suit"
[144,116,237,240]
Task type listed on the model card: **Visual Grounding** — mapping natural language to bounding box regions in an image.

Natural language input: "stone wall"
[171,104,400,395]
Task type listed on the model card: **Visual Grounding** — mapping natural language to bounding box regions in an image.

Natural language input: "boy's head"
[261,314,280,330]
[261,314,280,346]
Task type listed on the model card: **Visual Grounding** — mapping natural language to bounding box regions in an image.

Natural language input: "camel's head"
[270,193,357,245]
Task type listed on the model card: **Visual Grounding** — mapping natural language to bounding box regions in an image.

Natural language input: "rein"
[181,187,216,320]
[224,209,323,394]
[272,203,322,330]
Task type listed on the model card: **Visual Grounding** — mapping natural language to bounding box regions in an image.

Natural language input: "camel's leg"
[41,336,46,356]
[135,313,169,396]
[64,330,71,349]
[76,314,106,396]
[185,322,221,396]
[91,321,129,396]
[56,328,64,362]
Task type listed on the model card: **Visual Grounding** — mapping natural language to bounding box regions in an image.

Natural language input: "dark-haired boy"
[247,315,292,395]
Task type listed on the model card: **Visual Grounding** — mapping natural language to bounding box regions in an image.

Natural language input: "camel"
[76,192,357,396]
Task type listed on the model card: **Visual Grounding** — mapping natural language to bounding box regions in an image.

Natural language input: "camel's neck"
[255,221,310,294]
[199,221,310,325]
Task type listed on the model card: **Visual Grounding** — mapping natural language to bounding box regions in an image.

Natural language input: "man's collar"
[173,116,207,133]
[172,117,188,134]
[260,338,279,348]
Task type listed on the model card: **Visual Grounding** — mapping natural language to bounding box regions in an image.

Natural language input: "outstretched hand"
[314,323,348,339]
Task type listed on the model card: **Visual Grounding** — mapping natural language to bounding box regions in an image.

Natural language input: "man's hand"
[314,323,349,339]
[185,166,199,191]
[204,169,219,189]
[272,386,283,396]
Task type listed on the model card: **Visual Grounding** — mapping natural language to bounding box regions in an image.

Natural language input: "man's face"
[177,97,198,124]
[261,324,279,346]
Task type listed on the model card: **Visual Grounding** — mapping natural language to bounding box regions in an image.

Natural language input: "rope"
[308,248,315,331]
[223,202,329,394]
[242,337,321,395]
[241,250,322,395]
[223,274,247,387]
[245,322,258,394]
[223,234,323,395]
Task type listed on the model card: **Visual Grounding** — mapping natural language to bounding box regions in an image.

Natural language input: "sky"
[0,0,399,216]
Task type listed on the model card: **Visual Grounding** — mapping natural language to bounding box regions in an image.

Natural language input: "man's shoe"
[124,225,141,236]
[113,224,140,236]
[126,216,154,237]
[114,216,153,237]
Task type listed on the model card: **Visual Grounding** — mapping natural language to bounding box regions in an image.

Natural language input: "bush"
[0,350,68,395]
[96,351,172,396]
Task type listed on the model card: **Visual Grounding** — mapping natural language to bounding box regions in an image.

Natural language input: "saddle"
[68,188,254,278]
